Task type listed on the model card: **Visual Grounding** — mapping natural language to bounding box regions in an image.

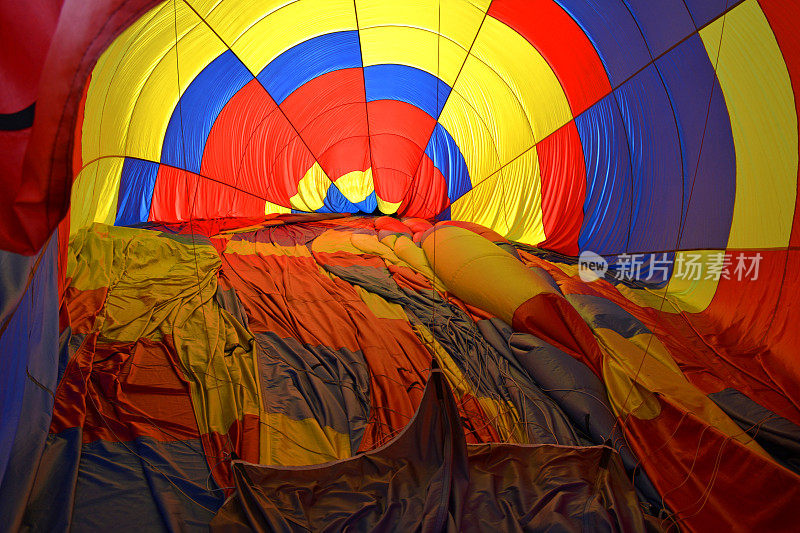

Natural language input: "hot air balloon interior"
[2,0,800,531]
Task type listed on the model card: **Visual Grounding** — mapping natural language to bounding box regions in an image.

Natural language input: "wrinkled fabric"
[8,215,800,532]
[211,371,647,533]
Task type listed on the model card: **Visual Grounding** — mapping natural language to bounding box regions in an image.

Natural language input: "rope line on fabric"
[602,1,740,526]
[172,0,238,459]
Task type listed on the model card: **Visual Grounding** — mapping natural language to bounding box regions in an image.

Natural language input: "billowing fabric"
[211,370,646,532]
[55,0,796,257]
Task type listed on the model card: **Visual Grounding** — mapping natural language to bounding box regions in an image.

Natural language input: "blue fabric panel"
[71,437,224,532]
[115,158,160,226]
[320,183,361,213]
[622,0,696,57]
[576,94,632,255]
[435,206,451,221]
[567,294,651,338]
[0,235,59,490]
[258,31,362,105]
[161,50,252,173]
[683,0,744,28]
[614,65,683,254]
[363,64,451,118]
[424,123,471,203]
[16,428,83,531]
[553,0,651,87]
[656,34,735,250]
[254,332,371,454]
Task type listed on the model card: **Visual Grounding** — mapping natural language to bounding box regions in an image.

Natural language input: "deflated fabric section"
[211,370,647,533]
[20,215,800,532]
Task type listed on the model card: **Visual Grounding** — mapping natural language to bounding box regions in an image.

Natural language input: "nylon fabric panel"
[69,157,125,233]
[759,0,800,247]
[655,34,736,250]
[622,0,696,57]
[701,0,797,249]
[537,122,586,256]
[225,0,357,75]
[199,79,299,209]
[356,0,489,87]
[125,5,227,163]
[438,90,502,183]
[614,65,683,254]
[450,149,545,245]
[424,123,471,203]
[115,157,160,226]
[488,0,611,116]
[78,1,173,165]
[256,31,361,105]
[279,69,371,193]
[363,64,451,118]
[149,166,264,222]
[576,95,633,255]
[552,0,651,87]
[160,50,253,173]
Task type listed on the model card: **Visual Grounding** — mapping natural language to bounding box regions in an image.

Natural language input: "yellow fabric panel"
[265,200,292,214]
[69,158,125,234]
[290,162,332,211]
[376,197,401,214]
[357,0,487,86]
[390,235,447,291]
[470,16,572,143]
[310,229,364,255]
[449,54,535,165]
[701,0,797,249]
[334,168,374,204]
[357,0,487,50]
[450,149,545,245]
[438,90,501,182]
[355,285,409,320]
[225,239,312,257]
[596,328,767,457]
[261,413,352,465]
[126,14,227,162]
[80,1,173,165]
[68,224,264,439]
[227,0,357,75]
[422,225,556,325]
[200,0,293,50]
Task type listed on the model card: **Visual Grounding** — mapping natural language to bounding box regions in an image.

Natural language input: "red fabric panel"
[367,99,437,205]
[201,414,261,492]
[398,156,449,219]
[280,68,370,179]
[512,293,604,375]
[759,0,800,247]
[50,333,200,444]
[317,136,371,183]
[202,78,304,206]
[149,165,264,223]
[536,121,586,256]
[625,396,800,533]
[698,250,800,418]
[488,0,611,116]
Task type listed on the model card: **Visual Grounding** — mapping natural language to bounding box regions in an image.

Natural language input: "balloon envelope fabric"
[64,0,797,257]
[2,1,800,532]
